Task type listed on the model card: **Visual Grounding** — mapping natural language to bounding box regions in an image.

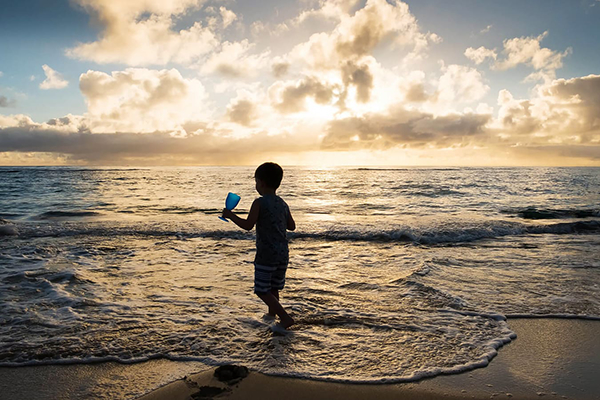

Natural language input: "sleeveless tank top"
[255,195,289,266]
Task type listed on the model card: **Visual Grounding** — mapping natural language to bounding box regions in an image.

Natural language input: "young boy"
[222,162,296,330]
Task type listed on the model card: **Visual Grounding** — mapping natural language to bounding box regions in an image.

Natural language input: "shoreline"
[0,318,598,399]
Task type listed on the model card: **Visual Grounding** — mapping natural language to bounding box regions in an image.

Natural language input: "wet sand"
[1,319,598,400]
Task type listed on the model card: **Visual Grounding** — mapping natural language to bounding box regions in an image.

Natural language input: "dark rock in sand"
[0,218,18,236]
[214,365,249,385]
[190,386,228,399]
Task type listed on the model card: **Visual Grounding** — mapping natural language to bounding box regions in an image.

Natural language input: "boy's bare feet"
[262,313,276,322]
[280,316,295,329]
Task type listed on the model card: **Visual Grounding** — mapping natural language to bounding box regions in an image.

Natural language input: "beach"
[0,318,598,400]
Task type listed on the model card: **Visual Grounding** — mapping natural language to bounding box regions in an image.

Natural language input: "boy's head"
[255,162,283,190]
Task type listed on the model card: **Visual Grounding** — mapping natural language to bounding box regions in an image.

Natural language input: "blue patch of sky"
[0,0,97,121]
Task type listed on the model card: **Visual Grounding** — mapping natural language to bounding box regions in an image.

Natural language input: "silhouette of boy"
[222,162,296,330]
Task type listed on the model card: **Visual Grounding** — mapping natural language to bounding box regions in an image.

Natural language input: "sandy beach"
[0,318,598,400]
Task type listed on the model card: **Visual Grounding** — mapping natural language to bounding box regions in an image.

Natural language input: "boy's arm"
[222,199,260,231]
[287,208,296,231]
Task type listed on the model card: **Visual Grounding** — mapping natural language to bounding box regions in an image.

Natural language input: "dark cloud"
[341,61,373,103]
[272,77,338,113]
[404,83,428,102]
[215,63,243,77]
[226,99,257,126]
[322,108,491,150]
[271,62,290,78]
[0,126,318,164]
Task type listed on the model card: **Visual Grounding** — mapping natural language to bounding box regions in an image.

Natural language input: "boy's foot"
[261,313,276,322]
[280,316,295,329]
[269,323,290,335]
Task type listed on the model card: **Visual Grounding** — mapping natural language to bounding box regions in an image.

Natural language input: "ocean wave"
[34,211,103,220]
[503,207,600,220]
[155,206,222,215]
[354,167,460,171]
[0,308,516,384]
[8,219,600,244]
[292,220,600,244]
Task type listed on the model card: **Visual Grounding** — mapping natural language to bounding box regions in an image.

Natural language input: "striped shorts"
[254,263,288,294]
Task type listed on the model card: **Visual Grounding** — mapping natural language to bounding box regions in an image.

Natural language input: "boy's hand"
[222,208,235,219]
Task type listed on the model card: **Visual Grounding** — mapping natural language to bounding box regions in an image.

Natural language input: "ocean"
[1,166,599,388]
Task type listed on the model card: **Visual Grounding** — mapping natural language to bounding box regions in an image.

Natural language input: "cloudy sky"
[1,0,599,166]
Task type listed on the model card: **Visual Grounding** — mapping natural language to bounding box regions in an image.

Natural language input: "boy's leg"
[257,292,294,329]
[267,289,279,316]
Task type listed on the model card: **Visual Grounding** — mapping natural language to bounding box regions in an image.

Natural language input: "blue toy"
[219,192,241,222]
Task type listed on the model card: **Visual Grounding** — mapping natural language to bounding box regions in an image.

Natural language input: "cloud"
[291,0,438,71]
[272,1,440,115]
[226,91,259,127]
[293,0,360,25]
[494,32,571,79]
[322,107,491,150]
[271,60,290,78]
[480,25,493,34]
[66,0,219,65]
[0,71,3,77]
[0,121,318,165]
[340,60,374,103]
[79,68,209,133]
[199,40,270,78]
[219,7,237,28]
[464,32,571,81]
[497,74,600,142]
[465,46,497,65]
[269,76,339,113]
[39,65,69,90]
[434,64,489,106]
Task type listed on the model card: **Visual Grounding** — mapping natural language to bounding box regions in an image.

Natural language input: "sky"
[1,0,599,166]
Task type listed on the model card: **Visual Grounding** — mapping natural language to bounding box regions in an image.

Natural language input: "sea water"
[0,167,599,387]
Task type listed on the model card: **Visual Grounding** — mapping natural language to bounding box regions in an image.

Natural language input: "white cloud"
[79,68,209,133]
[291,0,438,71]
[465,46,497,65]
[199,40,270,78]
[66,0,219,66]
[220,7,237,28]
[496,74,600,142]
[0,71,3,78]
[494,32,571,79]
[480,25,493,34]
[39,65,69,90]
[434,64,489,107]
[294,0,360,25]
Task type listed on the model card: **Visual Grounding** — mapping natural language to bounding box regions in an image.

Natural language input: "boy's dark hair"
[255,162,283,189]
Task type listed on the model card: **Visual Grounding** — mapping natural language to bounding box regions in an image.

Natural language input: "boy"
[222,162,296,330]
